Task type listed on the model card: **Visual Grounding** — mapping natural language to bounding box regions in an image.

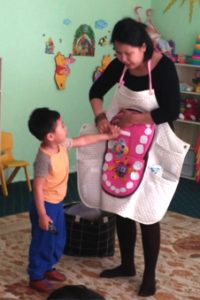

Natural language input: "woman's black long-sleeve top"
[89,55,181,125]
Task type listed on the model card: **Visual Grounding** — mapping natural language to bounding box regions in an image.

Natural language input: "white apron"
[77,62,190,224]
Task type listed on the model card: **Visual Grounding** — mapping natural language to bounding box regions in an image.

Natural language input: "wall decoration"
[93,54,112,81]
[98,36,109,46]
[95,19,108,29]
[134,7,172,54]
[63,18,71,26]
[163,0,200,23]
[54,52,75,90]
[73,24,95,56]
[45,38,55,54]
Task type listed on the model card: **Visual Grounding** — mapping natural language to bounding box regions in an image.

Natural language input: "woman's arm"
[89,58,123,103]
[151,56,181,124]
[89,59,123,132]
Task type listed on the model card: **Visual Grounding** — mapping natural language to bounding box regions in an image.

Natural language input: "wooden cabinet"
[175,63,200,180]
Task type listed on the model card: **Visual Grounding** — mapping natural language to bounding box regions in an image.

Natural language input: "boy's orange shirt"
[34,144,70,203]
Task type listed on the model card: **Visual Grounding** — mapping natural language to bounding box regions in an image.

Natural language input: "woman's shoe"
[138,281,156,297]
[100,265,136,278]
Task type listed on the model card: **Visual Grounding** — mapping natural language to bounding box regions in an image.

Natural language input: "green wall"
[0,0,150,180]
[1,0,200,181]
[151,1,200,55]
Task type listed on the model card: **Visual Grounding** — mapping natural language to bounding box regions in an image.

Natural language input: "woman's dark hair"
[28,107,60,141]
[111,17,154,61]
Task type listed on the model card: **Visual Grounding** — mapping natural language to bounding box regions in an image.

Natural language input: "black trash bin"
[63,202,116,257]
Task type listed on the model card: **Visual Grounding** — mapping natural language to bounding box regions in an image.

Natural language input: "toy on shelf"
[192,69,200,93]
[194,135,200,182]
[191,34,200,65]
[179,98,199,121]
[165,40,177,62]
[134,7,172,55]
[179,82,194,92]
[177,53,186,64]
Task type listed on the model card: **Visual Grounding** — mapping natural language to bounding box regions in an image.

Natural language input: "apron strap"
[147,60,153,95]
[118,66,128,87]
[118,60,153,95]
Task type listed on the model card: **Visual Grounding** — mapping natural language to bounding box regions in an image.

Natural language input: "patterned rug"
[0,211,200,300]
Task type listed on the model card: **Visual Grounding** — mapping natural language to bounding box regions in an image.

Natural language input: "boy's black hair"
[111,17,154,61]
[28,107,60,141]
[46,285,105,300]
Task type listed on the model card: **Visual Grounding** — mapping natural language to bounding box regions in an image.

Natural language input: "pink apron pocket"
[102,118,155,198]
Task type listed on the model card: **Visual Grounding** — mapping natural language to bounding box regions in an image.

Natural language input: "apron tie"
[118,60,153,95]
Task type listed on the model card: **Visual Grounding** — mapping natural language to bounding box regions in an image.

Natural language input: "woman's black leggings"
[116,215,160,281]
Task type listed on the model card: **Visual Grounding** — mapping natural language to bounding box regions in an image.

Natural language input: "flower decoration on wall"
[163,0,200,23]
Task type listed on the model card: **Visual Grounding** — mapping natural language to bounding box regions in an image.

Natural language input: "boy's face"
[52,117,67,143]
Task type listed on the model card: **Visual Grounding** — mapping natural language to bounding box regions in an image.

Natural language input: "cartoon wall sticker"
[93,54,112,81]
[45,37,55,54]
[95,19,108,29]
[63,18,71,26]
[73,24,95,56]
[98,36,109,46]
[54,52,75,90]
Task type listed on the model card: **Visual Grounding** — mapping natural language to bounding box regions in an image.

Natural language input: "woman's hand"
[112,110,134,128]
[112,110,153,128]
[96,118,112,134]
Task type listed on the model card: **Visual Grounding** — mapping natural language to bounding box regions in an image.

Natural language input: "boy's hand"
[38,214,53,231]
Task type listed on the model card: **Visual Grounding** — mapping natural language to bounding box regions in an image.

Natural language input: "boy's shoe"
[45,269,66,282]
[29,278,53,293]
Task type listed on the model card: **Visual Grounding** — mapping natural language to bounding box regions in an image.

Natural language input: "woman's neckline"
[128,52,163,77]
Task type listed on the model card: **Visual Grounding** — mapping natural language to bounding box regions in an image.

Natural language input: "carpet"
[0,211,200,300]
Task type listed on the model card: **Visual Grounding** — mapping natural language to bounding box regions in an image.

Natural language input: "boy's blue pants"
[28,201,66,280]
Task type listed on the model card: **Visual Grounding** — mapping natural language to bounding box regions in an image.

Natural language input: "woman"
[89,18,180,297]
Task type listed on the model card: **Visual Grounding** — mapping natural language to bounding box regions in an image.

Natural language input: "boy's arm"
[71,126,120,148]
[33,176,52,230]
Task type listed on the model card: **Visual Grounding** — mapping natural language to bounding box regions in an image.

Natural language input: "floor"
[0,211,200,300]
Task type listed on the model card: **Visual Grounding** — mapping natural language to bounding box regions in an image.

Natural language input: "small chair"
[0,131,32,197]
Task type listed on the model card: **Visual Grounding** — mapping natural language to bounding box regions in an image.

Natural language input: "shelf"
[180,91,200,96]
[175,63,200,68]
[175,62,200,183]
[176,119,200,125]
[181,175,196,181]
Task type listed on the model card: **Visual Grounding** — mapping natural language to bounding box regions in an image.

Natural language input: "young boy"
[27,107,120,293]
